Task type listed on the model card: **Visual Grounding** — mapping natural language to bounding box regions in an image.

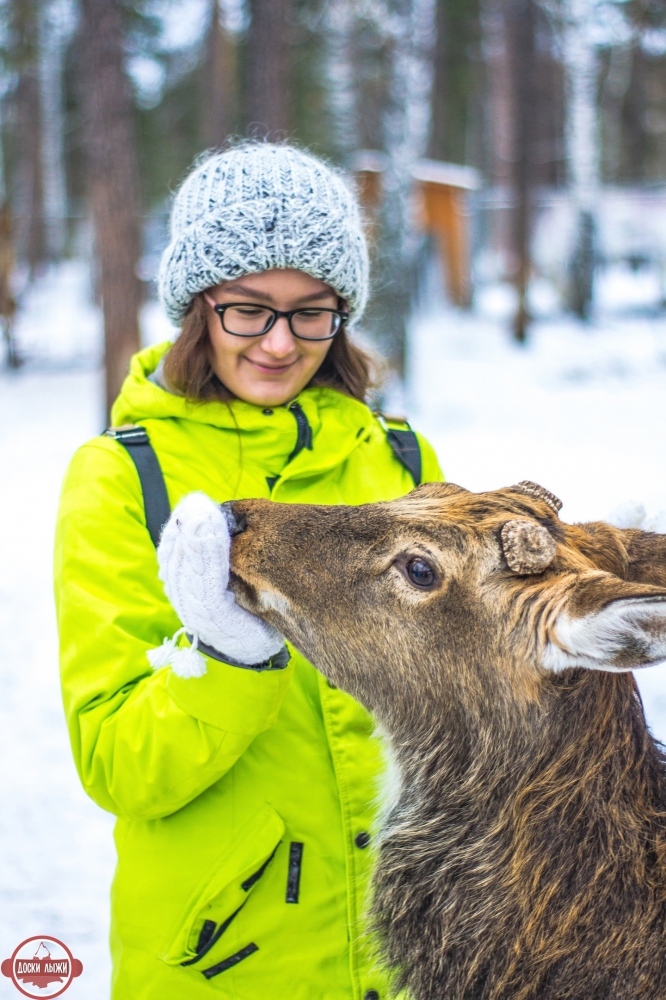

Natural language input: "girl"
[55,142,443,1000]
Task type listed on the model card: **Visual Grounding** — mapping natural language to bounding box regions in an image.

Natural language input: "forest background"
[2,0,666,410]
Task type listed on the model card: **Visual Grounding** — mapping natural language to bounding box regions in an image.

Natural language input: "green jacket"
[54,342,443,1000]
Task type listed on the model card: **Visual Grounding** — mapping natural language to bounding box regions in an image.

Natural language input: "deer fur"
[226,482,666,1000]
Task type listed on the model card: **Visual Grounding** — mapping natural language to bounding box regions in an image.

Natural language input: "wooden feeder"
[351,152,481,309]
[412,159,481,308]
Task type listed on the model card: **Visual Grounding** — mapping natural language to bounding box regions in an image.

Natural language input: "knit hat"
[158,142,370,327]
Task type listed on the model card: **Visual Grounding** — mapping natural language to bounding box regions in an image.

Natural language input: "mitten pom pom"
[169,645,207,678]
[146,637,177,669]
[146,628,207,678]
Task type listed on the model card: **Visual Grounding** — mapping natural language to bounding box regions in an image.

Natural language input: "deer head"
[227,482,666,730]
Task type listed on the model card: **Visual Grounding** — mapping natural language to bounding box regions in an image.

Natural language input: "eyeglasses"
[203,293,348,341]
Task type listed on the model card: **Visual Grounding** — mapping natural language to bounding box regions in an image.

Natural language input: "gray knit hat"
[158,142,370,326]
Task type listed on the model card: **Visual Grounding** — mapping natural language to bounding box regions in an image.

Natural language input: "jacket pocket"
[159,802,284,968]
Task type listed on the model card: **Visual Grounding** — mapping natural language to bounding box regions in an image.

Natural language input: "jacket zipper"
[287,402,313,463]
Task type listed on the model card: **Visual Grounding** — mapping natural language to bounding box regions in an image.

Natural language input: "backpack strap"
[105,425,171,547]
[376,414,422,487]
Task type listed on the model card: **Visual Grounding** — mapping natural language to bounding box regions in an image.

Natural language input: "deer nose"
[219,502,247,536]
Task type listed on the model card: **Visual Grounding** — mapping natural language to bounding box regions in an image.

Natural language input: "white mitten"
[150,492,284,678]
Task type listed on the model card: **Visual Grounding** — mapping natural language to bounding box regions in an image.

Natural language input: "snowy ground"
[1,260,666,997]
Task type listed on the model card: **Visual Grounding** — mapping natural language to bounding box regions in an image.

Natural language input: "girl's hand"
[157,492,284,665]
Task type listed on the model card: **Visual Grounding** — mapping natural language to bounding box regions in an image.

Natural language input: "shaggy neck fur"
[373,669,666,1000]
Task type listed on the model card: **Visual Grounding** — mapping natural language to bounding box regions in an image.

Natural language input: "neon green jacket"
[54,342,443,1000]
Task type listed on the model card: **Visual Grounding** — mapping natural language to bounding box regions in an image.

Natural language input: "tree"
[0,90,17,367]
[428,0,483,165]
[246,0,290,134]
[377,0,436,380]
[11,0,47,277]
[79,0,143,420]
[203,0,238,147]
[505,0,538,343]
[324,0,361,158]
[562,0,601,319]
[38,0,74,259]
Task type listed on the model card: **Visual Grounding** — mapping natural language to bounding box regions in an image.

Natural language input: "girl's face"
[205,268,339,406]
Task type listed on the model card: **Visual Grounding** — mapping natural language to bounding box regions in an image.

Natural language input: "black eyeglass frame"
[208,299,349,341]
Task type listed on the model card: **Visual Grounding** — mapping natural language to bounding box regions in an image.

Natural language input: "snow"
[1,260,666,997]
[0,366,113,998]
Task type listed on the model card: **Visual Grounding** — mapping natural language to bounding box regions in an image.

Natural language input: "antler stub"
[514,481,563,515]
[501,520,557,575]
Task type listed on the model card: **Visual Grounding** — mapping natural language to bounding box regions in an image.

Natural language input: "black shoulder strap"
[105,426,171,547]
[377,415,422,487]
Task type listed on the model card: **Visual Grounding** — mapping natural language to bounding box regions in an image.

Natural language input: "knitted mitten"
[153,492,283,677]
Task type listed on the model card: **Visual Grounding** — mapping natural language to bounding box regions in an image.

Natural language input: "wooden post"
[420,183,468,306]
[352,153,480,311]
[412,159,480,308]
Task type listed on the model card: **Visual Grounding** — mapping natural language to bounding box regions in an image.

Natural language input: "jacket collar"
[111,342,373,478]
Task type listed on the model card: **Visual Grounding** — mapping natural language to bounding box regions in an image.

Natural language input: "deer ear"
[618,528,666,588]
[542,581,666,672]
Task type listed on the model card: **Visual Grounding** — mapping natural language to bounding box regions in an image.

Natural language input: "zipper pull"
[288,402,313,462]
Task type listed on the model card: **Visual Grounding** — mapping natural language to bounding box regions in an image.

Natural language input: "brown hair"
[162,293,376,403]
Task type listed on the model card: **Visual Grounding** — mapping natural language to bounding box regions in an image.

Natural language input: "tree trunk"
[39,0,73,260]
[482,0,513,189]
[481,0,513,293]
[505,0,537,343]
[379,0,436,378]
[0,202,18,368]
[10,0,47,277]
[204,0,238,148]
[15,58,47,276]
[79,0,143,421]
[246,0,290,134]
[563,0,600,320]
[427,0,449,162]
[0,70,18,367]
[325,0,360,159]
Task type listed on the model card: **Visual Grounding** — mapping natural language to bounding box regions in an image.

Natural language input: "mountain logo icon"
[1,936,83,997]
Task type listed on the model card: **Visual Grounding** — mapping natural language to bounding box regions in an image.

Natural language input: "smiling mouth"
[245,357,298,374]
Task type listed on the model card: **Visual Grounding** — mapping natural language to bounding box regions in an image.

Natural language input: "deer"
[223,480,666,1000]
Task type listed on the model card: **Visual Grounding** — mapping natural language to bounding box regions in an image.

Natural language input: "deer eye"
[406,557,436,588]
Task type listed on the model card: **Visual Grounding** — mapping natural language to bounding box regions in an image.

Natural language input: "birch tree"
[562,0,601,318]
[324,0,360,159]
[377,0,436,377]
